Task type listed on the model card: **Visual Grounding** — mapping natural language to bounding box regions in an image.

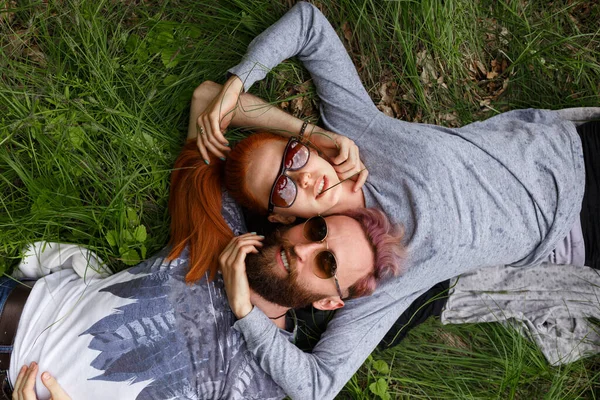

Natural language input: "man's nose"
[293,241,323,265]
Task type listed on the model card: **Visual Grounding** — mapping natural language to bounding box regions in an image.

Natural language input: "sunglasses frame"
[303,216,345,300]
[267,138,311,214]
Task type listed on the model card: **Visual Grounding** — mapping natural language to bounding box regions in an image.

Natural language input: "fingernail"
[219,157,226,161]
[204,159,210,165]
[250,231,257,234]
[42,372,50,381]
[30,362,37,368]
[259,235,265,238]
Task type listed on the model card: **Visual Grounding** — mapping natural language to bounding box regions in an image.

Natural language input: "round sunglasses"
[267,138,311,214]
[303,215,345,299]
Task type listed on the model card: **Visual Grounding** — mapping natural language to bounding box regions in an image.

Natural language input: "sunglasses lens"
[270,175,297,208]
[304,216,328,242]
[314,251,337,279]
[284,141,310,170]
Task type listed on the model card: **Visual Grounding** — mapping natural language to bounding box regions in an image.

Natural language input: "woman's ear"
[267,213,296,224]
[312,297,345,311]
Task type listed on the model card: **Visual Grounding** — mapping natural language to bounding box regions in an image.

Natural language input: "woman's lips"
[316,176,328,199]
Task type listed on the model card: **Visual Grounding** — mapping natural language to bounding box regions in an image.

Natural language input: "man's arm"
[229,2,379,138]
[233,286,423,399]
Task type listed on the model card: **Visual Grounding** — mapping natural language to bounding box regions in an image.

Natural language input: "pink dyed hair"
[334,208,405,298]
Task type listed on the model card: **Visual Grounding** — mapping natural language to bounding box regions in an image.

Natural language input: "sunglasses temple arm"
[321,168,367,194]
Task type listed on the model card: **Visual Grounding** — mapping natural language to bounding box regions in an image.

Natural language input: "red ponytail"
[167,140,232,282]
[167,133,288,283]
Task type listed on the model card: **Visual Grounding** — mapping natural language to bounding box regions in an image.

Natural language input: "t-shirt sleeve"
[233,288,423,399]
[228,1,379,140]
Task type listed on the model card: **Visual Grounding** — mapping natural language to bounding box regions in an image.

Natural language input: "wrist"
[308,126,336,146]
[234,303,253,319]
[226,74,244,93]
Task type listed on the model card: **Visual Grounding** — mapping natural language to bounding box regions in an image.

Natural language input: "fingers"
[219,233,262,319]
[331,138,350,166]
[333,144,359,175]
[12,365,28,399]
[195,129,210,164]
[13,362,37,400]
[41,371,71,400]
[220,233,264,263]
[352,167,369,192]
[196,116,229,162]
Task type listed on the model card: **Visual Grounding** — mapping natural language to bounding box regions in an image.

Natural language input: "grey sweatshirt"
[229,3,585,399]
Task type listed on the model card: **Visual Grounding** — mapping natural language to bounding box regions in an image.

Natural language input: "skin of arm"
[189,77,367,186]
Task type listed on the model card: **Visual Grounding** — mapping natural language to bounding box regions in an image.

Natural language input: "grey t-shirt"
[229,2,585,399]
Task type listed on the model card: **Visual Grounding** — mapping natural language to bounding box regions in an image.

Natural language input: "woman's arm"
[189,79,367,186]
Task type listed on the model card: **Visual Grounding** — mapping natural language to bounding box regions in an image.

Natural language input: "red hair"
[167,133,286,283]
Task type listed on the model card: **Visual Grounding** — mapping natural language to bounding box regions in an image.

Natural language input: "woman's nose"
[295,171,312,189]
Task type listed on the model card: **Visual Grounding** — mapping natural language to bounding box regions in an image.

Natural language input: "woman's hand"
[12,363,71,400]
[195,75,244,162]
[310,129,369,192]
[219,233,264,319]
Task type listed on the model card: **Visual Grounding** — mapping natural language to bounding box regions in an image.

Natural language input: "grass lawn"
[1,0,599,398]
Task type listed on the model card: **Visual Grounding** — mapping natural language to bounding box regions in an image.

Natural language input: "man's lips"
[276,246,291,274]
[276,247,287,273]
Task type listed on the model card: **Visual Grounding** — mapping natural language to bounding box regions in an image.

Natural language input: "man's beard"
[245,227,327,308]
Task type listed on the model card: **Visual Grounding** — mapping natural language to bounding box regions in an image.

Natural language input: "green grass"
[1,0,599,398]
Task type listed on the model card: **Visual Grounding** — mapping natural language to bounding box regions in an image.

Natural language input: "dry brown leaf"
[417,50,438,86]
[295,80,313,94]
[438,112,460,127]
[378,81,394,105]
[23,47,47,68]
[342,21,352,43]
[377,104,394,117]
[486,71,498,80]
[438,331,470,350]
[291,97,304,115]
[474,60,486,76]
[0,1,17,25]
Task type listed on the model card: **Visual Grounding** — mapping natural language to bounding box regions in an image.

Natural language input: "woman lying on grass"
[179,2,600,399]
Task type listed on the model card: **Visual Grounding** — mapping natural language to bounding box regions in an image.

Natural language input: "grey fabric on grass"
[229,3,589,399]
[442,263,600,365]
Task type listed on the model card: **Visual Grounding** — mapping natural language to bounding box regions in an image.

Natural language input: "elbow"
[192,80,222,104]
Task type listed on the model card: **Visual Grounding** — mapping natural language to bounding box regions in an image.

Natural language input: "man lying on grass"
[2,191,401,400]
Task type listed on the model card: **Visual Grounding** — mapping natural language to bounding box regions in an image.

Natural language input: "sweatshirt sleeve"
[228,1,379,139]
[233,286,424,399]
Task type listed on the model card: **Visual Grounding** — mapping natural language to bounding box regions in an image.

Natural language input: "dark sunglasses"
[268,138,311,214]
[303,215,345,299]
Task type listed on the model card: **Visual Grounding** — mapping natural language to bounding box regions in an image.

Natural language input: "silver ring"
[199,126,205,136]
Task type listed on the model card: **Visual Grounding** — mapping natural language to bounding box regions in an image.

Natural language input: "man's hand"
[195,75,244,162]
[219,233,264,319]
[12,363,71,400]
[310,129,369,192]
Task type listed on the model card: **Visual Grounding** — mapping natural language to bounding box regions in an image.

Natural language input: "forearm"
[228,2,378,138]
[188,78,329,141]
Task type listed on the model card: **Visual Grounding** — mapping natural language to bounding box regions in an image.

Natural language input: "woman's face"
[246,139,342,218]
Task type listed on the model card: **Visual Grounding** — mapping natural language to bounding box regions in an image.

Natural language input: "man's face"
[245,215,375,309]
